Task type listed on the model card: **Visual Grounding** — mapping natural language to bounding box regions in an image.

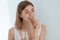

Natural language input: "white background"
[0,0,60,40]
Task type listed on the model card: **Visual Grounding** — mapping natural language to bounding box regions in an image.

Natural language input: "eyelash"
[25,12,29,14]
[32,10,34,12]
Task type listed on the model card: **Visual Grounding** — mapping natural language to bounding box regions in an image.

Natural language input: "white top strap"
[14,26,21,40]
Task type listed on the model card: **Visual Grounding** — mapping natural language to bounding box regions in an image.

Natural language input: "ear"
[20,16,22,18]
[19,14,22,18]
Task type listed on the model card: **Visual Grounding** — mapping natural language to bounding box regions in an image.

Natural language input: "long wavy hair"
[15,1,34,29]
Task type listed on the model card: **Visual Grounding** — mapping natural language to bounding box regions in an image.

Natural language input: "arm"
[8,28,14,40]
[39,25,46,40]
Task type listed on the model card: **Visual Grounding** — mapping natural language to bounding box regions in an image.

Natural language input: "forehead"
[23,5,34,11]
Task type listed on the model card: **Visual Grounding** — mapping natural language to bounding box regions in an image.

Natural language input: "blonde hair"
[15,1,34,29]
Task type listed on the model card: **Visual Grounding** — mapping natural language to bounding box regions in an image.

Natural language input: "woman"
[8,1,46,40]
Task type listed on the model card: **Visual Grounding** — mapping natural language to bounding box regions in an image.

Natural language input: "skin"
[8,5,46,40]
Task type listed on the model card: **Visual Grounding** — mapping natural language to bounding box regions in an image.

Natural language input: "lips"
[28,17,33,20]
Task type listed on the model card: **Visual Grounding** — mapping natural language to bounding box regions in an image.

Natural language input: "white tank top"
[14,25,42,40]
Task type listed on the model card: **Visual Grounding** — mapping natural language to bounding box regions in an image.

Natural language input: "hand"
[21,37,27,40]
[31,18,41,40]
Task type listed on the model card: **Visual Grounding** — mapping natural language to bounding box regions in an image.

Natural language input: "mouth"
[28,17,33,20]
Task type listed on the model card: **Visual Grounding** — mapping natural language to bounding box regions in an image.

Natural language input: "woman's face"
[21,5,35,21]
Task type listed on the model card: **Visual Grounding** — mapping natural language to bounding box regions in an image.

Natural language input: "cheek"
[22,14,30,19]
[25,14,29,17]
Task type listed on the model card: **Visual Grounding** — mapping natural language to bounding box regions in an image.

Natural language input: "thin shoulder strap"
[14,25,29,40]
[14,26,21,40]
[37,23,42,36]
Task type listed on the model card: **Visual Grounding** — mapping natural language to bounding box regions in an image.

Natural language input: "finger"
[31,17,35,22]
[31,18,35,25]
[35,20,40,26]
[35,22,40,26]
[34,20,40,28]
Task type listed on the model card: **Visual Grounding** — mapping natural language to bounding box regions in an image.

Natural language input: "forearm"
[34,35,39,40]
[34,38,38,40]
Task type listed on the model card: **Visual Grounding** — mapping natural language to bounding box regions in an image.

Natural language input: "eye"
[31,9,34,12]
[32,10,34,12]
[25,12,29,14]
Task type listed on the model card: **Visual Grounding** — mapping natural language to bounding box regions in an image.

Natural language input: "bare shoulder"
[41,25,46,31]
[8,27,14,35]
[8,27,14,40]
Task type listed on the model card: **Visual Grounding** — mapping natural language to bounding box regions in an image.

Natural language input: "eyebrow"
[24,10,29,11]
[24,8,34,11]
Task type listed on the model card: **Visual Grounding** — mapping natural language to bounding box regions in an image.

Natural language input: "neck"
[22,19,32,30]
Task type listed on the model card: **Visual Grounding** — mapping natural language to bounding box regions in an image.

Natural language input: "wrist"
[34,34,38,40]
